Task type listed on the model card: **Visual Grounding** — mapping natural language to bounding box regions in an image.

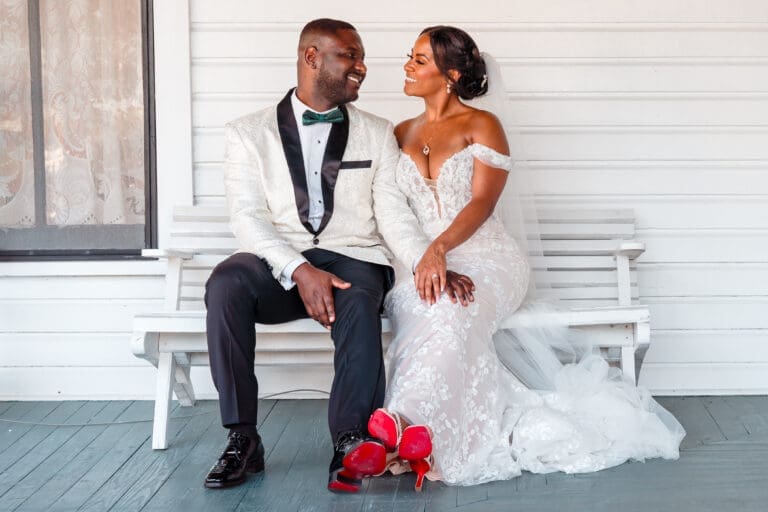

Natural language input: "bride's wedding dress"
[383,143,685,486]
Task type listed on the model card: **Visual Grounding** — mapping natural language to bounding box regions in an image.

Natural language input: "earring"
[446,82,452,94]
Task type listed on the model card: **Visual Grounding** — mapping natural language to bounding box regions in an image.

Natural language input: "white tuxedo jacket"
[223,89,429,281]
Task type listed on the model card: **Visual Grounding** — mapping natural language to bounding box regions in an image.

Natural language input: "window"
[0,0,155,258]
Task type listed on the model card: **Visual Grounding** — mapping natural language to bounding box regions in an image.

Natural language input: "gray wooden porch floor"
[0,396,767,511]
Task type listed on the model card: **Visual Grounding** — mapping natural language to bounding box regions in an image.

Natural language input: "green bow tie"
[302,108,344,126]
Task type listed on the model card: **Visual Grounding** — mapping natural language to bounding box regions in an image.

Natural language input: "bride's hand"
[414,243,447,305]
[444,271,475,307]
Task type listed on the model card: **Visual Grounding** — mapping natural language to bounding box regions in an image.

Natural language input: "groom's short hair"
[299,18,357,48]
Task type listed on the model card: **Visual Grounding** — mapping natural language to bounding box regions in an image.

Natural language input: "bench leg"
[173,356,196,407]
[153,352,175,450]
[620,346,637,385]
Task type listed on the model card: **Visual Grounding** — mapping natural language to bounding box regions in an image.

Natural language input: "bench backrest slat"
[168,206,640,309]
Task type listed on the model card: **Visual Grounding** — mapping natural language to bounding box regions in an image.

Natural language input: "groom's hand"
[444,271,475,307]
[292,263,351,329]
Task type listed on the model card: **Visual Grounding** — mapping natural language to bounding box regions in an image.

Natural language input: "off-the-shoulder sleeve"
[469,143,514,172]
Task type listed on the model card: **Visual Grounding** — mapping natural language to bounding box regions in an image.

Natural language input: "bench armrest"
[142,249,192,310]
[613,241,644,306]
[613,241,645,260]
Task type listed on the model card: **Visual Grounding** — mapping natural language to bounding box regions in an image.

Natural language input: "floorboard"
[236,399,330,512]
[0,402,60,455]
[701,395,752,440]
[12,401,131,512]
[108,401,219,510]
[1,397,767,512]
[75,402,191,512]
[142,400,276,512]
[666,396,726,448]
[49,401,173,511]
[723,396,768,435]
[0,402,99,498]
[168,399,298,512]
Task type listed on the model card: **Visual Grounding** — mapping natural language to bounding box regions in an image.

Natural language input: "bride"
[362,26,685,489]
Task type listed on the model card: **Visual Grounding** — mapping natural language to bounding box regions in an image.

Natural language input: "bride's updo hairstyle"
[420,25,488,100]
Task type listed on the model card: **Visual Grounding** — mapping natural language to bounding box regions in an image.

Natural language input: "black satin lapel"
[316,104,350,235]
[276,88,315,234]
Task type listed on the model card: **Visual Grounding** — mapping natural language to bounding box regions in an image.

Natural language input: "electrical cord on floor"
[0,388,330,427]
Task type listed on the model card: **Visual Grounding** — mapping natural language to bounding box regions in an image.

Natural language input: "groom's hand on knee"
[292,263,351,328]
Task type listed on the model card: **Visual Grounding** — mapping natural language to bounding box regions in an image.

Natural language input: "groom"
[203,19,430,493]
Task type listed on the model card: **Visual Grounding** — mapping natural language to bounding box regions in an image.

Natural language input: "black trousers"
[204,249,392,443]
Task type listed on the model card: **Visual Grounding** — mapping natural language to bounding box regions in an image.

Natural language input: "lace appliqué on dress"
[384,143,683,486]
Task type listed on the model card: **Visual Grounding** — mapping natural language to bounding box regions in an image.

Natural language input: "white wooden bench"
[132,205,649,449]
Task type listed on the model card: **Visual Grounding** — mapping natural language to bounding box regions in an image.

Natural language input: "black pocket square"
[339,160,372,169]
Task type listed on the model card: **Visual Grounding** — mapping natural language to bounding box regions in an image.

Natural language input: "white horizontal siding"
[639,363,768,395]
[195,93,768,127]
[0,262,161,400]
[189,0,768,23]
[186,0,768,395]
[647,330,768,363]
[192,127,768,163]
[192,58,768,95]
[191,24,768,59]
[3,0,768,399]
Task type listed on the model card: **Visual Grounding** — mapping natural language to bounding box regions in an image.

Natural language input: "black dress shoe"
[327,430,386,493]
[204,431,265,489]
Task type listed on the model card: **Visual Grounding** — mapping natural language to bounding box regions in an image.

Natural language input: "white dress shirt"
[278,92,338,289]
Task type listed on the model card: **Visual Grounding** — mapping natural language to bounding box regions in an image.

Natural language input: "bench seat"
[132,205,650,449]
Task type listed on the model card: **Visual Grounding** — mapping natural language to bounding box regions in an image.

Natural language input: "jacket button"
[312,237,319,245]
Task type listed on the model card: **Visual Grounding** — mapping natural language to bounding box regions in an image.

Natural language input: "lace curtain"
[0,0,144,230]
[0,0,34,227]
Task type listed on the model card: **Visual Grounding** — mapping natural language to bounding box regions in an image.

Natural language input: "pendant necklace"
[422,123,436,156]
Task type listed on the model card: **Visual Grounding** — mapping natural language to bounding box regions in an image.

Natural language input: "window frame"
[0,0,157,261]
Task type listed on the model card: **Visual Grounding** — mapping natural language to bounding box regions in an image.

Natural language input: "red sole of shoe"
[328,468,362,493]
[342,441,387,476]
[327,479,360,493]
[368,411,398,450]
[399,427,432,460]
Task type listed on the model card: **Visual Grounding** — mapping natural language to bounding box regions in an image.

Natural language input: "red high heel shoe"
[398,425,433,492]
[408,457,432,492]
[367,408,402,451]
